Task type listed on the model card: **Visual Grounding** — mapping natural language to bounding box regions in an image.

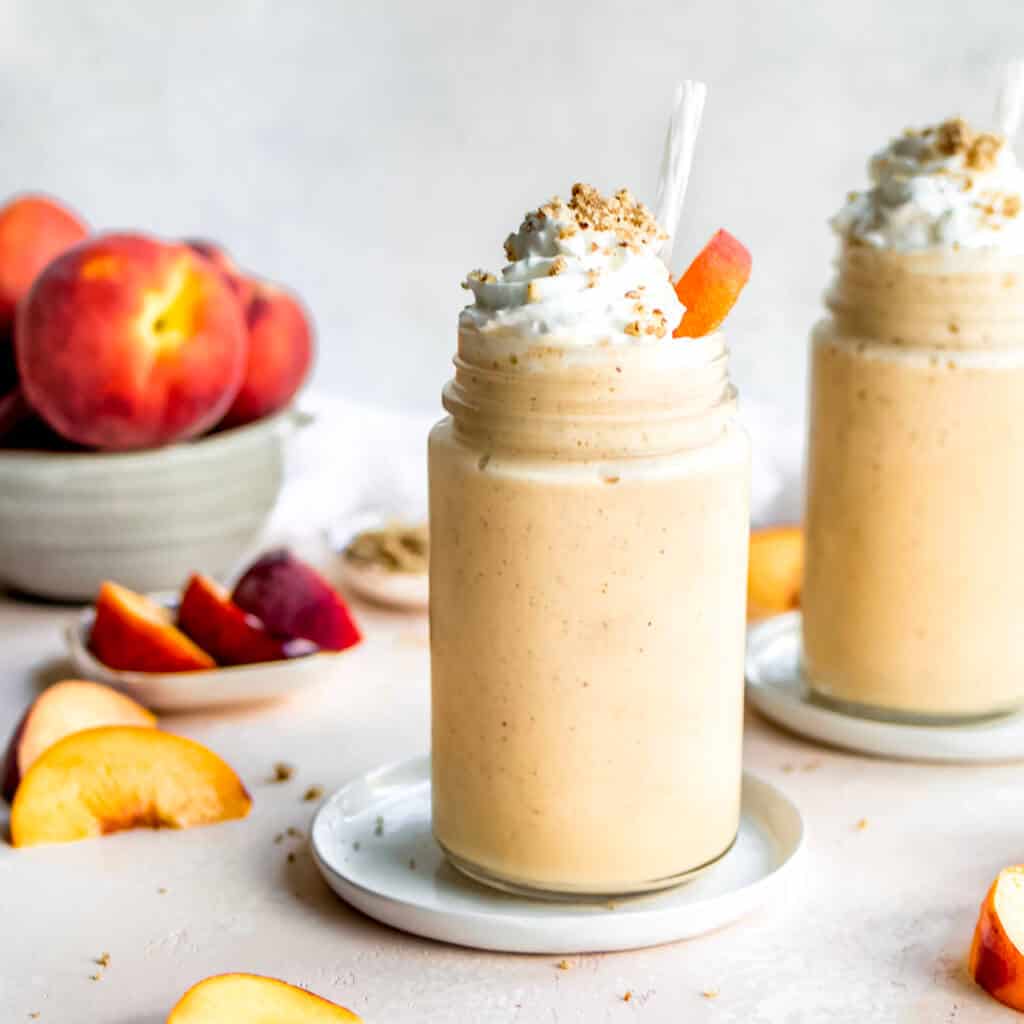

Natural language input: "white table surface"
[1,586,1019,1024]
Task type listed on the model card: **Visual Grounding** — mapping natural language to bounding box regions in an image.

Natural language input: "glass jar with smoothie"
[803,118,1024,721]
[429,184,751,896]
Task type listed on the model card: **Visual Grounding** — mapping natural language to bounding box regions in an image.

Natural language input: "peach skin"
[184,238,256,309]
[178,573,315,666]
[0,194,88,387]
[17,233,247,450]
[220,280,313,429]
[747,526,804,622]
[91,581,216,673]
[673,229,752,338]
[167,973,361,1022]
[970,866,1024,1011]
[9,726,251,847]
[2,680,155,801]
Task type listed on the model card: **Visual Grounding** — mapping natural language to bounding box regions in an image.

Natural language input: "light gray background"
[1,0,1019,419]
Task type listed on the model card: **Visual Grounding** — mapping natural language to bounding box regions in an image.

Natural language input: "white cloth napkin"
[274,393,805,545]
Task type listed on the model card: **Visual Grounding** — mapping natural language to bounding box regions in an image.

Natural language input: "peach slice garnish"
[748,526,804,622]
[2,680,156,801]
[673,229,752,338]
[90,581,216,673]
[178,573,313,666]
[970,866,1024,1011]
[10,725,251,847]
[167,973,361,1022]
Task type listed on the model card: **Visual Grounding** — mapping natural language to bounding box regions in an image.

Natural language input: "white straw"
[994,59,1024,139]
[654,80,707,268]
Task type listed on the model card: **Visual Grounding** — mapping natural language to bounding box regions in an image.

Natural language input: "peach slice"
[970,866,1024,1010]
[167,973,361,1022]
[10,725,251,846]
[232,550,362,652]
[178,573,315,666]
[747,526,804,622]
[91,581,216,673]
[2,680,155,801]
[673,229,752,338]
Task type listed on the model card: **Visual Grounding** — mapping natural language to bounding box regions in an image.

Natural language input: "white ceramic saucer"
[746,612,1024,762]
[310,755,804,954]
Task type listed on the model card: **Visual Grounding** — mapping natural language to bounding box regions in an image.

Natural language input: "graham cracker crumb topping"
[926,117,1005,171]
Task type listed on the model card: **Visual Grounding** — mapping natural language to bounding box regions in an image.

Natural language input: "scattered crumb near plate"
[622,990,632,1002]
[353,841,361,851]
[303,785,324,803]
[556,959,571,971]
[29,1013,39,1019]
[274,832,285,844]
[89,974,101,982]
[157,887,167,895]
[94,953,110,968]
[409,858,416,870]
[702,988,720,999]
[286,827,304,839]
[270,762,295,783]
[374,815,384,836]
[855,818,868,831]
[287,852,297,864]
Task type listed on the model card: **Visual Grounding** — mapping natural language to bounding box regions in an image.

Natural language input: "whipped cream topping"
[460,184,684,348]
[833,118,1024,252]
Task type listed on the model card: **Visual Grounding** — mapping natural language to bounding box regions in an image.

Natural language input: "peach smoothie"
[429,185,751,896]
[803,119,1024,719]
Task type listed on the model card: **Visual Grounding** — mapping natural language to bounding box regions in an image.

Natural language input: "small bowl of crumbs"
[339,521,429,610]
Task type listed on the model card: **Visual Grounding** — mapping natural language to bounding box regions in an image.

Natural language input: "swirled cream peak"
[460,183,684,347]
[833,118,1024,251]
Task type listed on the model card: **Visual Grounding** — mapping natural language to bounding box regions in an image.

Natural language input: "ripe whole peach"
[17,233,248,450]
[220,279,314,429]
[0,194,88,388]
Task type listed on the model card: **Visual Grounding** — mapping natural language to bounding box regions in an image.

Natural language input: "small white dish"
[337,560,428,611]
[747,612,1024,762]
[310,755,804,954]
[66,598,353,712]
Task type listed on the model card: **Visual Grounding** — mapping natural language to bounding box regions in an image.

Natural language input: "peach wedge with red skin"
[17,233,247,450]
[233,550,361,652]
[970,866,1024,1011]
[167,973,361,1023]
[0,194,88,388]
[673,229,752,339]
[10,725,251,847]
[747,526,804,622]
[91,581,216,673]
[2,680,155,801]
[220,279,314,430]
[178,573,314,666]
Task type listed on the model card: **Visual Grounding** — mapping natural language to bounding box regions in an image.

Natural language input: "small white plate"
[337,560,428,611]
[310,755,804,954]
[746,612,1024,762]
[65,599,354,712]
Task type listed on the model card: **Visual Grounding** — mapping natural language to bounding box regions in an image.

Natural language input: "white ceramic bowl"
[0,408,310,601]
[65,598,353,711]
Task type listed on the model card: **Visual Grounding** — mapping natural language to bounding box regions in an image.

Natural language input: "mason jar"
[428,331,750,897]
[803,243,1024,721]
